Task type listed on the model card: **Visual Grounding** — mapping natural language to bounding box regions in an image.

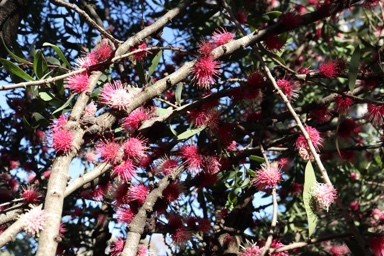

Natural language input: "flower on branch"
[263,34,285,52]
[113,160,136,182]
[198,39,215,57]
[127,184,150,205]
[51,129,74,154]
[365,104,384,126]
[123,137,148,161]
[110,237,125,256]
[369,236,384,256]
[280,11,302,29]
[131,42,150,62]
[99,80,134,110]
[65,73,89,93]
[192,57,221,89]
[96,141,122,165]
[311,182,337,211]
[212,27,234,46]
[21,205,45,236]
[121,107,151,133]
[92,39,113,62]
[179,144,203,174]
[318,60,339,78]
[295,126,323,156]
[116,205,135,224]
[252,164,282,191]
[22,185,41,203]
[276,79,299,100]
[239,243,262,256]
[334,96,353,115]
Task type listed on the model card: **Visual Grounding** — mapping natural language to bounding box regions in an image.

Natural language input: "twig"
[261,188,278,256]
[50,0,120,45]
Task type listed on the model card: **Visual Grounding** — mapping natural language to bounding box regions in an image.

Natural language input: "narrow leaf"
[43,42,72,68]
[1,21,29,63]
[33,50,49,79]
[156,107,173,117]
[249,155,265,163]
[136,62,146,85]
[177,125,206,141]
[38,92,54,101]
[52,94,75,115]
[148,50,162,76]
[348,45,360,91]
[175,82,183,106]
[303,161,318,237]
[0,58,34,81]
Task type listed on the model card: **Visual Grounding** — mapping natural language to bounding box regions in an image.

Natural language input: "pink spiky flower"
[22,185,41,203]
[212,27,234,46]
[198,39,215,57]
[276,79,299,100]
[263,34,285,51]
[65,73,89,93]
[113,160,136,182]
[21,205,45,236]
[84,102,97,117]
[163,182,183,203]
[252,164,282,191]
[131,42,150,62]
[365,104,384,126]
[99,80,133,110]
[192,57,221,89]
[116,206,135,223]
[96,141,122,165]
[92,39,113,62]
[295,126,323,151]
[121,107,151,132]
[110,237,125,256]
[203,155,221,175]
[280,11,302,29]
[127,184,150,205]
[334,96,353,115]
[310,107,331,123]
[157,157,179,175]
[179,144,203,173]
[319,60,339,78]
[237,9,248,24]
[123,137,147,161]
[311,182,337,211]
[171,227,192,245]
[51,129,74,154]
[239,243,262,256]
[137,244,150,256]
[76,53,98,68]
[370,237,384,256]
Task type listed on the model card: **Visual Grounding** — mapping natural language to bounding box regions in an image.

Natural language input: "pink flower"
[252,164,282,191]
[163,182,183,203]
[247,71,264,87]
[22,186,41,203]
[365,104,384,126]
[203,155,221,174]
[276,79,299,100]
[9,160,19,169]
[99,81,132,110]
[237,9,249,24]
[337,118,359,139]
[179,144,203,173]
[127,184,150,205]
[50,114,68,132]
[270,239,289,256]
[96,141,122,164]
[310,107,331,123]
[364,0,379,8]
[65,73,89,93]
[198,39,215,56]
[295,126,323,151]
[369,237,384,256]
[110,237,125,256]
[171,227,192,244]
[334,96,353,115]
[189,109,220,130]
[84,102,97,117]
[239,244,262,256]
[76,53,98,68]
[263,34,285,51]
[280,11,302,29]
[121,107,151,132]
[290,182,303,196]
[116,206,135,223]
[137,245,149,256]
[114,183,130,206]
[212,27,234,46]
[319,60,339,78]
[123,137,147,161]
[21,205,45,236]
[350,201,359,211]
[157,157,179,175]
[131,43,150,62]
[113,160,136,182]
[192,57,221,89]
[51,129,73,154]
[85,151,96,162]
[92,40,113,61]
[311,182,337,211]
[327,244,350,256]
[197,218,211,233]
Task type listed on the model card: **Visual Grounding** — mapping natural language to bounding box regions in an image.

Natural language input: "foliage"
[0,0,383,256]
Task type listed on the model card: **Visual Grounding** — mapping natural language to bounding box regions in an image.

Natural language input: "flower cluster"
[99,80,136,110]
[295,126,322,160]
[311,182,337,211]
[192,27,234,89]
[65,40,113,93]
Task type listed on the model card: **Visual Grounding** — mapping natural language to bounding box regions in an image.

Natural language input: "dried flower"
[21,205,45,236]
[311,182,337,211]
[99,81,133,110]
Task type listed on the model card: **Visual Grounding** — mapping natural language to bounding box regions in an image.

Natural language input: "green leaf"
[43,42,72,68]
[0,58,34,81]
[303,161,318,237]
[348,44,360,91]
[33,50,49,79]
[38,92,54,101]
[47,57,61,66]
[32,112,47,123]
[136,62,146,85]
[156,107,173,117]
[148,50,162,76]
[52,94,75,115]
[177,125,206,141]
[1,22,29,63]
[175,82,183,106]
[249,155,265,163]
